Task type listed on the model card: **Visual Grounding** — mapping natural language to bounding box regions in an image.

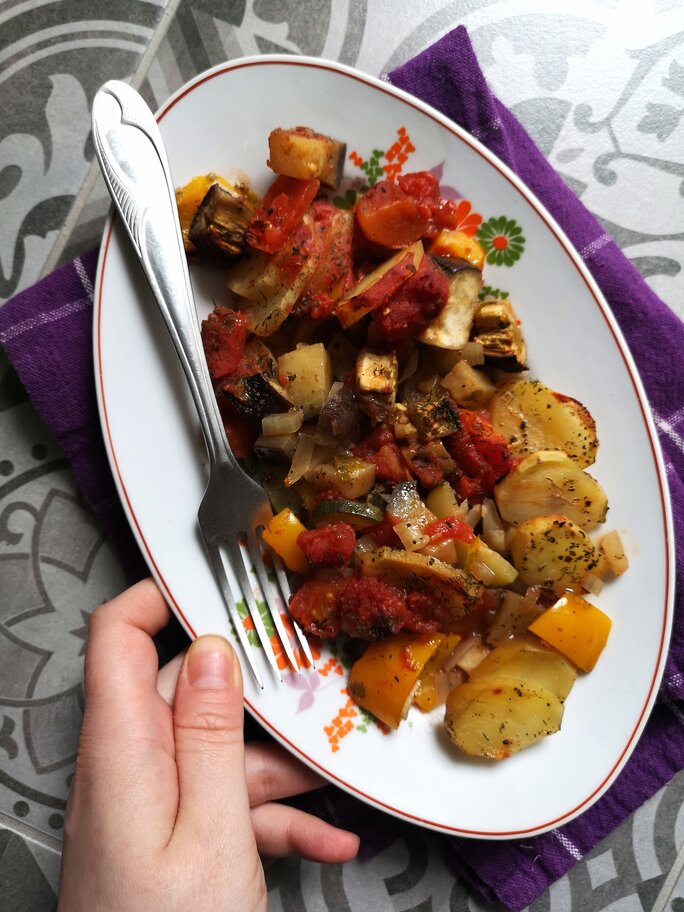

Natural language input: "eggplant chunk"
[356,349,398,423]
[419,258,483,350]
[215,340,292,419]
[188,183,254,262]
[509,514,601,586]
[267,126,347,190]
[495,450,608,530]
[408,387,461,440]
[490,380,598,468]
[471,299,527,371]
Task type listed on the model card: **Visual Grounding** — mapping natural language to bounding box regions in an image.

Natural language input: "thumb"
[171,636,255,857]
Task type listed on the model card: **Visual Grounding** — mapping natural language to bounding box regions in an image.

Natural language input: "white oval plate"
[94,56,674,839]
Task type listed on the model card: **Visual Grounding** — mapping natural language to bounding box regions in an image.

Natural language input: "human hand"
[58,579,359,912]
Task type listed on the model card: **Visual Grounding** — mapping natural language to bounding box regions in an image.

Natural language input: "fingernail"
[187,635,234,689]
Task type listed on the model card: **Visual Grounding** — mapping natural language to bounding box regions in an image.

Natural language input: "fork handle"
[92,80,239,473]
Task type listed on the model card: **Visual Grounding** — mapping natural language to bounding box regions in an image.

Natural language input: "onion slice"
[284,433,315,487]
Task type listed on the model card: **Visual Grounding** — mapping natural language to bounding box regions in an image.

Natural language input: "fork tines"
[203,531,314,688]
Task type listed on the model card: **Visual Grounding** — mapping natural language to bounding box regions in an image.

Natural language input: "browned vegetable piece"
[215,340,292,419]
[407,386,461,440]
[470,299,527,371]
[356,349,398,424]
[419,258,482,350]
[188,183,254,262]
[175,173,226,254]
[267,126,347,190]
[357,548,483,620]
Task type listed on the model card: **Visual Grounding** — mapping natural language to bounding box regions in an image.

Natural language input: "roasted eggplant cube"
[188,183,253,262]
[419,258,483,350]
[409,388,461,440]
[471,299,527,371]
[216,374,292,419]
[267,126,346,190]
[356,348,398,424]
[214,340,292,419]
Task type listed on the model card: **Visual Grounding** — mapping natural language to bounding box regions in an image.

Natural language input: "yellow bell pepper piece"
[528,592,611,672]
[175,173,230,250]
[348,633,443,729]
[261,508,310,576]
[428,230,486,271]
[413,633,462,712]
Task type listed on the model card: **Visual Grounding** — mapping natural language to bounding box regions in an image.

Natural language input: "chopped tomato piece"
[373,255,448,342]
[459,409,513,479]
[356,181,428,248]
[397,171,441,218]
[288,579,345,638]
[336,249,418,328]
[298,207,354,319]
[353,426,412,485]
[445,410,513,503]
[246,175,319,254]
[402,441,455,489]
[423,516,475,544]
[370,443,412,484]
[201,308,250,381]
[337,578,409,639]
[405,591,446,633]
[297,522,356,567]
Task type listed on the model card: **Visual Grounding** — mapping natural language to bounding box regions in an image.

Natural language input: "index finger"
[84,577,171,708]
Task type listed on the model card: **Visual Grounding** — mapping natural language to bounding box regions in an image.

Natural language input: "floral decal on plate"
[324,690,390,753]
[333,127,416,207]
[350,126,416,185]
[477,216,526,266]
[443,199,483,237]
[479,284,510,300]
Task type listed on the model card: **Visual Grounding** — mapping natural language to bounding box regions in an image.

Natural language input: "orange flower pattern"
[324,691,359,752]
[446,199,483,237]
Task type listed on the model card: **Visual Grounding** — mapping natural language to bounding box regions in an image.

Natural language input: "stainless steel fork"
[91,80,313,687]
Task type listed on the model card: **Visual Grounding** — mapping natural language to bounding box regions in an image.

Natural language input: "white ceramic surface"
[93,56,674,839]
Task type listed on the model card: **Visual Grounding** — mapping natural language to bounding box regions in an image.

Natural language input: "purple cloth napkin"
[1,26,683,912]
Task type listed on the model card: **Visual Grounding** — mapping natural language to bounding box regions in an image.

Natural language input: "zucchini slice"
[311,499,384,529]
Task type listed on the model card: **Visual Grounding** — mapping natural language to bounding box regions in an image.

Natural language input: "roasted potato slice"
[494,450,608,531]
[509,515,601,586]
[489,380,598,467]
[444,676,564,759]
[277,343,333,419]
[470,636,577,700]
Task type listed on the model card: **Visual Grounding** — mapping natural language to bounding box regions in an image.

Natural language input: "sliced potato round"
[469,636,577,700]
[490,380,597,467]
[494,450,607,530]
[509,514,601,586]
[444,676,564,759]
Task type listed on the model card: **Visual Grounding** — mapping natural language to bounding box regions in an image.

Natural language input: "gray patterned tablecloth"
[1,2,683,910]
